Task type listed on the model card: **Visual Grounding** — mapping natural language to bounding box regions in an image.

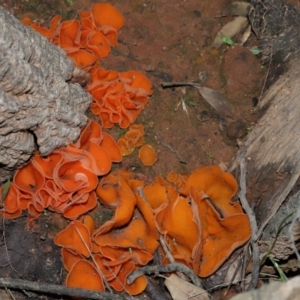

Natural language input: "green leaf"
[1,179,11,202]
[249,48,261,55]
[221,35,236,46]
[269,256,288,282]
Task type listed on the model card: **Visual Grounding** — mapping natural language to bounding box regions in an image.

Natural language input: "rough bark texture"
[231,275,300,300]
[0,6,91,183]
[230,53,300,225]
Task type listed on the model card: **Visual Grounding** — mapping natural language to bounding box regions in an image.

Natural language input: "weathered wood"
[231,275,300,300]
[0,6,91,183]
[230,54,300,225]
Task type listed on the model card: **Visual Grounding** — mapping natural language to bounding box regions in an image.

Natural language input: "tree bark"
[0,6,91,183]
[230,53,300,226]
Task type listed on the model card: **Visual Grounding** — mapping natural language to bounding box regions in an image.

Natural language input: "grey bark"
[231,275,300,300]
[230,53,300,226]
[227,50,300,293]
[0,6,91,183]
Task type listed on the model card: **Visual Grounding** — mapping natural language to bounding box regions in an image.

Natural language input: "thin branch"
[155,128,187,164]
[0,277,129,300]
[127,263,202,288]
[259,50,272,100]
[161,81,197,88]
[74,226,113,293]
[238,148,260,290]
[159,235,175,264]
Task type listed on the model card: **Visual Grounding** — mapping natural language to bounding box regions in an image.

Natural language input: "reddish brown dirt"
[0,0,266,299]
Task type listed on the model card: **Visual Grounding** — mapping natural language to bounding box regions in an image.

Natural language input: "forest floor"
[0,0,294,299]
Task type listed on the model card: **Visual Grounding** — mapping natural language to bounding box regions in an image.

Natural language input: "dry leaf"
[214,16,249,48]
[196,85,234,117]
[165,274,209,300]
[161,82,234,118]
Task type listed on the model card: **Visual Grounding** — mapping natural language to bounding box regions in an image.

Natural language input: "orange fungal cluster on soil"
[117,124,157,166]
[52,166,250,293]
[0,3,252,296]
[1,121,121,221]
[22,3,124,66]
[22,3,152,129]
[87,68,152,128]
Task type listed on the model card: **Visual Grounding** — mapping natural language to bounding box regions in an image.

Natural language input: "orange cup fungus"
[3,3,252,295]
[139,144,157,166]
[117,124,145,156]
[143,166,251,277]
[1,121,121,221]
[22,3,124,66]
[54,171,159,295]
[88,68,152,128]
[22,4,153,129]
[53,167,249,294]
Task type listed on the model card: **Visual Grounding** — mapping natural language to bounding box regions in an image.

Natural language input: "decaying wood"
[228,52,300,291]
[0,6,91,183]
[230,53,300,225]
[231,275,300,300]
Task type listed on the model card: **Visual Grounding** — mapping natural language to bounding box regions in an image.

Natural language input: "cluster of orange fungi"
[22,3,153,129]
[1,121,121,221]
[117,124,157,166]
[0,2,251,296]
[53,166,251,294]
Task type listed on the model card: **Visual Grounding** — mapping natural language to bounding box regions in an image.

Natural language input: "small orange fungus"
[139,144,157,166]
[117,124,145,156]
[61,248,83,272]
[182,165,241,216]
[66,259,104,291]
[54,220,92,257]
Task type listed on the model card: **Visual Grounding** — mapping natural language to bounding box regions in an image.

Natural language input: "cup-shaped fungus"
[139,144,157,166]
[54,220,92,258]
[182,165,242,217]
[191,188,251,277]
[66,259,104,291]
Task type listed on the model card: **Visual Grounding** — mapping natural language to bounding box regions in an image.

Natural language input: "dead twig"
[74,226,113,294]
[127,263,202,288]
[223,249,244,297]
[159,235,175,264]
[289,202,300,261]
[259,50,272,100]
[161,81,234,117]
[238,147,260,290]
[0,277,129,300]
[161,82,197,88]
[155,128,187,164]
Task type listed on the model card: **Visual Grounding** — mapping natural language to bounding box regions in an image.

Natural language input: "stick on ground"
[0,278,130,300]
